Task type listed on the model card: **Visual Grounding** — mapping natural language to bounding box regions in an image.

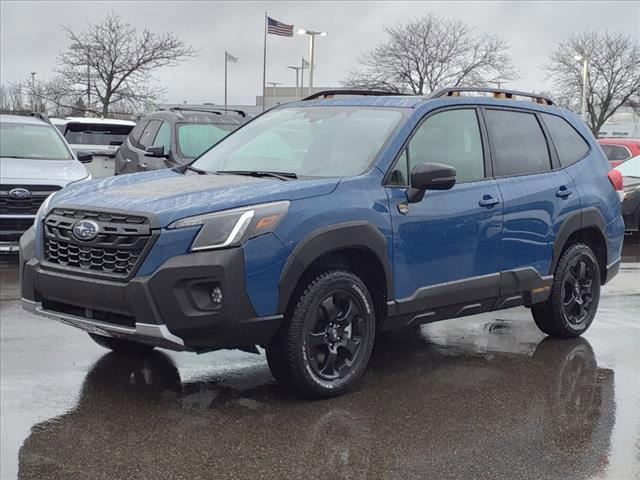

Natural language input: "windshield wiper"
[216,170,298,181]
[185,165,209,175]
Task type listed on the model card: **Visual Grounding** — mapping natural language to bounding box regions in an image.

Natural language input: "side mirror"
[407,162,456,203]
[76,151,94,163]
[145,146,168,158]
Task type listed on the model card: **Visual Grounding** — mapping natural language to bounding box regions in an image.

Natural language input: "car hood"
[0,156,89,183]
[50,168,340,227]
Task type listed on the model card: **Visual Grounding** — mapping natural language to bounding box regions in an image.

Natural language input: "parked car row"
[0,107,247,252]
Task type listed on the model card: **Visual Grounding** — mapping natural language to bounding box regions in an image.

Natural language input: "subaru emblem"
[72,220,100,241]
[8,188,31,199]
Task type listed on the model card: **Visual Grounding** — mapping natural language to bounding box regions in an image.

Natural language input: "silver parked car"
[0,114,91,253]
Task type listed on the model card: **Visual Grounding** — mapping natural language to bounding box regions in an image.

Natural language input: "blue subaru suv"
[20,88,624,398]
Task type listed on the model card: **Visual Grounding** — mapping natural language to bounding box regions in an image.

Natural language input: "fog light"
[211,286,223,305]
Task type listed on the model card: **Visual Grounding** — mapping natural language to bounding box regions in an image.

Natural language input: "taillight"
[607,169,624,200]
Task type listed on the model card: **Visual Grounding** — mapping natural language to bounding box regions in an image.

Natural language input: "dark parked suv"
[115,107,246,174]
[20,88,624,398]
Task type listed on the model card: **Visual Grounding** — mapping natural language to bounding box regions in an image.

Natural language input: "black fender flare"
[277,221,393,312]
[550,207,607,275]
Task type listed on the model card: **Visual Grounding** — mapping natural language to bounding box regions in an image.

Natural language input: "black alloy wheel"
[306,290,366,381]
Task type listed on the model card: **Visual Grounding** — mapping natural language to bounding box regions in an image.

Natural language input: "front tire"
[532,243,601,338]
[89,333,155,355]
[266,269,376,398]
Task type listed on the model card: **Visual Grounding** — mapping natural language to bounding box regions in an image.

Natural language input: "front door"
[386,108,503,308]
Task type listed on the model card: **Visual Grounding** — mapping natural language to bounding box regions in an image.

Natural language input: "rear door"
[483,108,581,282]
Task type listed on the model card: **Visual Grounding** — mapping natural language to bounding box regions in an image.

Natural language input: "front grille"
[0,185,61,215]
[0,217,34,241]
[43,208,154,279]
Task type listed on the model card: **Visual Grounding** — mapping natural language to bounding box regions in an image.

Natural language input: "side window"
[541,113,590,167]
[138,120,161,151]
[600,144,631,162]
[484,109,551,176]
[152,121,171,153]
[388,149,409,186]
[408,109,485,183]
[128,121,147,149]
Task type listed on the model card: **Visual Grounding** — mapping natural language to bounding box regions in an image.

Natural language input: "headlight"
[33,193,55,227]
[168,201,290,252]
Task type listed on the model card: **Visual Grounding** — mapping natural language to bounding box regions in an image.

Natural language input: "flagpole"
[224,50,228,111]
[262,12,267,111]
[300,57,304,100]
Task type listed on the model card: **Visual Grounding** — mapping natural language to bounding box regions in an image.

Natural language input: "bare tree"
[56,11,196,117]
[343,14,519,94]
[544,30,640,135]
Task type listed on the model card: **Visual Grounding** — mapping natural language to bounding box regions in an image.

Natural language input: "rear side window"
[541,113,589,167]
[485,109,551,176]
[600,144,631,162]
[407,109,485,183]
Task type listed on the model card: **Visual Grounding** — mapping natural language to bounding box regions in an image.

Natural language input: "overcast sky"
[1,1,638,106]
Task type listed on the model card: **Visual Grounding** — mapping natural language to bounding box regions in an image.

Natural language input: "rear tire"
[266,269,376,398]
[89,333,155,355]
[532,243,601,338]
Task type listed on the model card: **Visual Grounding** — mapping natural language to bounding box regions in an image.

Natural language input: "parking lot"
[1,240,638,480]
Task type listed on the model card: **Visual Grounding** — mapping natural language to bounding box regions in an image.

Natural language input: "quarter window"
[138,120,161,151]
[407,109,485,183]
[541,113,589,167]
[153,121,171,154]
[484,109,552,176]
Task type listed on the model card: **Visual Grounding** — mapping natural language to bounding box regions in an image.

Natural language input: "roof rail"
[168,106,246,118]
[303,89,405,101]
[429,87,555,106]
[29,111,51,123]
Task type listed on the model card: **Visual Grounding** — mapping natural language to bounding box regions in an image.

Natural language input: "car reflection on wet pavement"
[1,244,639,480]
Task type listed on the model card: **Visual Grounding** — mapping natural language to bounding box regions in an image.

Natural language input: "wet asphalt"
[1,241,639,480]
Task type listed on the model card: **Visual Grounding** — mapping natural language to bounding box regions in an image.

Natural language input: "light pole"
[297,29,327,96]
[287,66,302,98]
[266,81,283,108]
[30,72,36,110]
[574,54,590,122]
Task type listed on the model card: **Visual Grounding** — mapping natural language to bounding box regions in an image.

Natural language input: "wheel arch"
[277,221,393,323]
[551,208,609,283]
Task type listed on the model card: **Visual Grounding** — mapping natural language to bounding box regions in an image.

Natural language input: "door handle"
[556,187,572,198]
[479,195,500,207]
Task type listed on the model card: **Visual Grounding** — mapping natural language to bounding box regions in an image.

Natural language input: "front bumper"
[20,230,282,352]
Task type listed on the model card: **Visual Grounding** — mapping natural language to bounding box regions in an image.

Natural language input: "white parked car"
[0,114,91,252]
[52,117,136,178]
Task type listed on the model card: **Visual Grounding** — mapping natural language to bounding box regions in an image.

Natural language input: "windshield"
[63,123,133,146]
[177,123,237,158]
[0,122,73,160]
[616,156,640,178]
[192,107,405,177]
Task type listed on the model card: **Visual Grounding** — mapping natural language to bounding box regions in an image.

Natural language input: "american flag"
[267,16,293,37]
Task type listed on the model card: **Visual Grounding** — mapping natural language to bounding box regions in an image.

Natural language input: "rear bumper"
[20,229,282,352]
